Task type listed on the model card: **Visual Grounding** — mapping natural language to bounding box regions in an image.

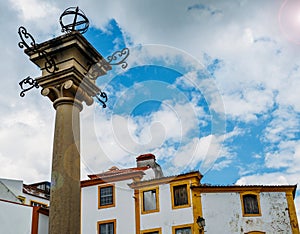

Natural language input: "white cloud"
[262,106,299,143]
[263,140,300,171]
[10,0,59,21]
[1,0,300,217]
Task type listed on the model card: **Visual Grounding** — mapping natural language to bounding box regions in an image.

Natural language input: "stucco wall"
[0,178,23,196]
[23,193,50,206]
[38,212,49,234]
[201,192,292,233]
[81,180,136,234]
[0,200,33,234]
[140,183,193,233]
[0,182,20,202]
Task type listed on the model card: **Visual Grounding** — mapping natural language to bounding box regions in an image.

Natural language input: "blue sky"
[0,0,300,217]
[82,20,274,185]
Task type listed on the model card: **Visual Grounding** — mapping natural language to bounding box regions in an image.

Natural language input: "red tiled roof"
[87,166,150,179]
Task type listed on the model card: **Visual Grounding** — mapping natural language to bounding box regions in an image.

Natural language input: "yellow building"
[81,153,299,234]
[0,154,298,233]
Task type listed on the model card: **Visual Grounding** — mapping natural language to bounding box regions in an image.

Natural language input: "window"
[172,224,193,234]
[98,184,115,209]
[37,182,51,194]
[175,227,191,234]
[170,183,191,209]
[141,227,161,234]
[174,185,188,206]
[240,193,261,216]
[141,187,159,214]
[30,200,48,208]
[245,232,265,234]
[97,220,116,234]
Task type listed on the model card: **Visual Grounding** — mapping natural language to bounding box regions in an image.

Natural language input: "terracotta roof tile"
[88,166,150,179]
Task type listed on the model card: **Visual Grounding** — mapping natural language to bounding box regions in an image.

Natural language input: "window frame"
[98,184,115,209]
[240,192,261,217]
[30,200,48,208]
[18,196,26,204]
[170,183,191,209]
[97,219,116,234]
[245,232,265,234]
[140,186,160,214]
[141,227,162,234]
[172,223,193,234]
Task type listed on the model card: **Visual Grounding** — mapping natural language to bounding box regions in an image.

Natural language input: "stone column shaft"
[24,31,112,234]
[49,100,81,234]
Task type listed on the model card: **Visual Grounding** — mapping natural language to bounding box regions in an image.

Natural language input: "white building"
[0,153,299,233]
[0,179,49,234]
[0,178,50,207]
[81,153,300,234]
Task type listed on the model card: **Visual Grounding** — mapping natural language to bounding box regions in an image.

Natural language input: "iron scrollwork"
[86,48,130,81]
[18,26,37,51]
[107,48,130,69]
[95,91,108,108]
[19,76,39,97]
[18,26,58,74]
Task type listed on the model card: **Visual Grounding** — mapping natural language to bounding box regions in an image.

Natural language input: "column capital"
[41,80,94,111]
[26,31,112,110]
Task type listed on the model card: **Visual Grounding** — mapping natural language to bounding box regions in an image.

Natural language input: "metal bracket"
[95,91,108,108]
[86,48,130,80]
[19,76,39,97]
[18,26,58,74]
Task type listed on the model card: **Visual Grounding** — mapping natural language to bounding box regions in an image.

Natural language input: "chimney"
[136,154,163,178]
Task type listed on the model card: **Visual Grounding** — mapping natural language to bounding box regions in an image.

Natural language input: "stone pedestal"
[24,31,111,234]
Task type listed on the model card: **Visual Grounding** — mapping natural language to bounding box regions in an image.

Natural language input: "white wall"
[201,192,293,233]
[81,180,136,234]
[140,183,194,233]
[0,178,23,196]
[23,193,49,206]
[0,178,49,206]
[0,182,20,202]
[0,200,33,234]
[38,212,49,234]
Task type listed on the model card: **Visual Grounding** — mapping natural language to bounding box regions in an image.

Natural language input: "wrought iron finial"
[19,76,39,97]
[107,48,130,69]
[95,91,108,108]
[59,6,89,34]
[18,26,37,51]
[17,26,58,74]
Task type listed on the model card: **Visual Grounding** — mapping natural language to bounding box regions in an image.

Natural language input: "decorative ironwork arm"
[95,91,108,108]
[18,26,37,51]
[107,48,130,69]
[19,76,39,97]
[17,26,58,74]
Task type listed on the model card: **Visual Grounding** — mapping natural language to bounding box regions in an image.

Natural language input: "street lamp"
[197,216,206,232]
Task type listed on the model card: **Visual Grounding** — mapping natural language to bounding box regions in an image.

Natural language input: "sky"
[1,0,300,218]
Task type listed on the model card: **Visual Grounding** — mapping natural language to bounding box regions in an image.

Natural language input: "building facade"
[0,154,299,233]
[0,179,49,234]
[81,154,299,234]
